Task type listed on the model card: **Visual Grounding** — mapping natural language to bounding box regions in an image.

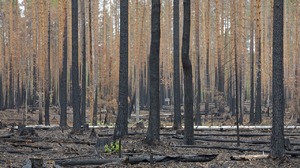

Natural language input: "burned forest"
[0,0,299,167]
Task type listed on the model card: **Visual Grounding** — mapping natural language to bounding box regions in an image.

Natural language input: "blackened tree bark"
[205,1,210,114]
[173,0,181,130]
[16,74,20,113]
[45,9,51,126]
[233,2,240,145]
[80,0,86,126]
[254,0,262,124]
[33,53,37,107]
[89,0,96,125]
[4,89,7,109]
[249,0,255,124]
[8,58,13,109]
[60,1,68,128]
[182,0,194,145]
[271,0,285,159]
[72,0,81,131]
[217,0,224,93]
[93,87,98,125]
[195,0,201,126]
[114,0,129,139]
[146,0,160,145]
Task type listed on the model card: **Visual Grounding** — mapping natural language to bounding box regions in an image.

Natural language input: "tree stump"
[19,127,38,137]
[95,137,112,152]
[285,138,291,151]
[30,158,43,168]
[83,123,89,130]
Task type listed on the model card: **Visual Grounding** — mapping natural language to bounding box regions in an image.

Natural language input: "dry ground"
[1,108,300,167]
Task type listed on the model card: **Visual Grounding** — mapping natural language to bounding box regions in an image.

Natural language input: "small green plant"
[104,141,121,153]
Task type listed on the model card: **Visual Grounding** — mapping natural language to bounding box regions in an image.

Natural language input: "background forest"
[0,0,298,128]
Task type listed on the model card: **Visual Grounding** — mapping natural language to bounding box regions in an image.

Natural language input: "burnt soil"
[1,109,300,168]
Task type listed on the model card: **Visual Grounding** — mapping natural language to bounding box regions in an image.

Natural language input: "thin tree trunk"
[72,0,81,131]
[45,8,51,126]
[173,0,181,130]
[255,0,262,124]
[195,0,201,126]
[60,0,68,128]
[93,86,98,126]
[249,0,255,124]
[233,0,240,146]
[80,0,86,125]
[205,1,210,113]
[89,0,96,126]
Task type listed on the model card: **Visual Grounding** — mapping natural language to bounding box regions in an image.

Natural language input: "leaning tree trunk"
[182,0,194,145]
[145,0,160,145]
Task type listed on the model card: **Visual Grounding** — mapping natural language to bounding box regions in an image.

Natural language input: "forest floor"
[1,108,300,167]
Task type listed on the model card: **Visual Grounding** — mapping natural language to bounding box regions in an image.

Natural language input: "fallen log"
[3,138,38,143]
[55,154,218,166]
[11,143,53,150]
[191,137,267,144]
[193,125,300,131]
[0,133,14,138]
[230,154,269,161]
[174,145,300,156]
[12,125,300,131]
[55,158,125,166]
[193,133,300,137]
[176,136,300,146]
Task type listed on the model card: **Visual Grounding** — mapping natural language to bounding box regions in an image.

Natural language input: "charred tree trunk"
[146,0,160,145]
[60,1,68,128]
[92,87,98,126]
[249,0,255,124]
[114,0,129,139]
[71,0,81,131]
[16,74,20,113]
[172,0,181,129]
[271,0,285,159]
[45,9,51,126]
[80,0,87,126]
[254,0,262,124]
[33,53,38,107]
[8,58,13,109]
[205,1,210,114]
[182,0,194,145]
[233,1,240,146]
[195,0,201,126]
[89,0,96,126]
